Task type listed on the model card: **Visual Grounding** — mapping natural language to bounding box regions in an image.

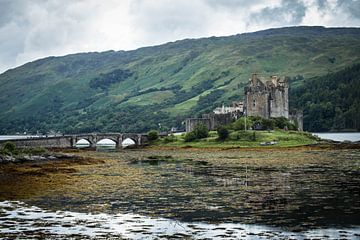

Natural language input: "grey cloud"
[0,0,102,72]
[316,0,328,9]
[250,0,306,26]
[338,0,360,18]
[205,0,265,10]
[130,0,211,44]
[0,0,359,73]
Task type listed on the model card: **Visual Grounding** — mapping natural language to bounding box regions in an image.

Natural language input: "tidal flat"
[0,147,359,239]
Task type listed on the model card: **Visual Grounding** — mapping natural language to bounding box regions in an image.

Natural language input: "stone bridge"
[0,133,148,149]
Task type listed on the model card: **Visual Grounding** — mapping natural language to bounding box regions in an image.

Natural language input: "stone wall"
[289,110,304,131]
[185,113,234,132]
[269,87,289,118]
[245,91,270,118]
[0,136,73,148]
[185,118,211,132]
[244,74,289,119]
[203,113,233,130]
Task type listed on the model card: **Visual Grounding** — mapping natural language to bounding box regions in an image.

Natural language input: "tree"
[147,130,159,141]
[217,126,229,141]
[193,124,209,139]
[184,132,197,142]
[232,117,253,130]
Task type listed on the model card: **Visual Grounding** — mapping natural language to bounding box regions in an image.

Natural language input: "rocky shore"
[0,152,79,164]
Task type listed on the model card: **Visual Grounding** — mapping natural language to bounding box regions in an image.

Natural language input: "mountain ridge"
[1,26,360,133]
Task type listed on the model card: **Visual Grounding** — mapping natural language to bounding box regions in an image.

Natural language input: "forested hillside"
[291,64,360,132]
[0,26,360,134]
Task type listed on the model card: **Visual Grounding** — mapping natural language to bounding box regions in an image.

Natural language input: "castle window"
[253,100,256,107]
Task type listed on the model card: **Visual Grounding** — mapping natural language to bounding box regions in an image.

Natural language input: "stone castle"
[185,73,303,132]
[244,74,288,119]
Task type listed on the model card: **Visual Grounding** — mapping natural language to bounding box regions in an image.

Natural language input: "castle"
[244,74,288,119]
[185,74,303,132]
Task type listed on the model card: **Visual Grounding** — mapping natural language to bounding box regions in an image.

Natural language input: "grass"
[155,130,319,148]
[123,90,174,106]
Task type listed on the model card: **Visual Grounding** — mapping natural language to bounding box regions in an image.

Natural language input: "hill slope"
[291,64,360,131]
[1,26,360,134]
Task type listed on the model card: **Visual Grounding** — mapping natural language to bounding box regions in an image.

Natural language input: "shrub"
[273,117,288,129]
[193,124,209,139]
[217,126,229,141]
[163,134,176,143]
[230,131,257,141]
[23,147,47,155]
[184,132,197,142]
[232,117,253,130]
[262,118,275,130]
[147,130,159,141]
[2,142,17,155]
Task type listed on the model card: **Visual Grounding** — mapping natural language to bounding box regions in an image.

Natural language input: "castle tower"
[244,74,289,119]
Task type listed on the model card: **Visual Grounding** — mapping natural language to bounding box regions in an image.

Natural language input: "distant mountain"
[0,26,360,134]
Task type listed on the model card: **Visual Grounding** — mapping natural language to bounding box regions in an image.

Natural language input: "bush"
[273,117,288,129]
[184,132,197,142]
[262,118,275,130]
[163,134,176,143]
[217,126,229,141]
[147,130,159,141]
[230,131,257,141]
[232,117,253,130]
[23,147,47,155]
[193,124,209,139]
[2,142,17,155]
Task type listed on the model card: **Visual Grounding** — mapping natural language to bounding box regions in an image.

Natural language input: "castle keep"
[185,73,303,132]
[244,74,289,119]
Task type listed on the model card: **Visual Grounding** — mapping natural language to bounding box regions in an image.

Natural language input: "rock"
[0,155,17,163]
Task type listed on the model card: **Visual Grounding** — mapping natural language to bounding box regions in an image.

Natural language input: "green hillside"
[291,64,360,132]
[0,26,360,134]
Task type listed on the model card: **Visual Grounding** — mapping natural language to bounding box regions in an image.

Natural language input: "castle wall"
[289,110,304,131]
[185,113,234,132]
[245,74,289,119]
[269,87,289,118]
[203,113,233,130]
[185,118,211,132]
[245,91,270,118]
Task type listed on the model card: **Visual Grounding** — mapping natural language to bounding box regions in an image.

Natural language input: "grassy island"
[154,130,319,148]
[151,116,319,148]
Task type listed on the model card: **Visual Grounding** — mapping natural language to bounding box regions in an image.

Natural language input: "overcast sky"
[0,0,359,73]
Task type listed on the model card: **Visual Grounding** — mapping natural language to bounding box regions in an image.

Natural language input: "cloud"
[250,0,307,27]
[0,0,359,73]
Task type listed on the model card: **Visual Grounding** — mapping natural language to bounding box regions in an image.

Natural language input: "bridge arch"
[96,138,117,150]
[122,138,136,148]
[75,138,91,148]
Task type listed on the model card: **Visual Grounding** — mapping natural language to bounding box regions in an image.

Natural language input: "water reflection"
[1,201,359,239]
[127,157,360,229]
